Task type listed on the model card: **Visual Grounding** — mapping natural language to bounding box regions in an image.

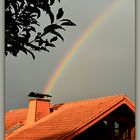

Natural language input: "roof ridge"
[54,94,125,106]
[7,108,27,112]
[6,94,127,112]
[5,123,24,135]
[5,122,35,139]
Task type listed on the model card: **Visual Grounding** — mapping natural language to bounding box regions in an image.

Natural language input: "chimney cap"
[28,92,52,99]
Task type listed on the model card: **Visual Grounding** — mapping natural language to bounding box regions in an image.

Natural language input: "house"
[5,93,135,140]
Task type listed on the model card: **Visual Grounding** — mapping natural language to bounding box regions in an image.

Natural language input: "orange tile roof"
[5,95,135,140]
[5,108,28,132]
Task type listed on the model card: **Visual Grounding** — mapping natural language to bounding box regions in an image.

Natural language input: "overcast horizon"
[5,0,135,111]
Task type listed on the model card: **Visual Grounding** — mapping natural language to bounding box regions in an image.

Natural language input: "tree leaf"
[49,43,55,47]
[35,8,41,18]
[19,47,28,55]
[50,36,58,42]
[41,46,49,52]
[47,9,54,24]
[45,39,49,46]
[49,0,55,6]
[28,26,36,32]
[45,40,55,47]
[61,20,76,26]
[42,24,65,36]
[51,30,64,41]
[26,49,35,59]
[39,39,44,46]
[56,8,64,20]
[60,19,76,26]
[27,43,39,51]
[60,19,72,22]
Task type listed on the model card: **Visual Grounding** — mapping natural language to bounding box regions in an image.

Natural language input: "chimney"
[27,92,52,124]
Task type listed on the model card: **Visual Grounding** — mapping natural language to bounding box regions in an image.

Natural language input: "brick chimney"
[27,92,52,124]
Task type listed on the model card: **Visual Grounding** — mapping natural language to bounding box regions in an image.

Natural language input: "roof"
[5,108,28,132]
[5,95,135,140]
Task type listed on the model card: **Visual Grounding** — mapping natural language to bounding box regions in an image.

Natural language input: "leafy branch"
[5,0,76,59]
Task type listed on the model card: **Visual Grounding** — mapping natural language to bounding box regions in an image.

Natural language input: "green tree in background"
[5,0,76,59]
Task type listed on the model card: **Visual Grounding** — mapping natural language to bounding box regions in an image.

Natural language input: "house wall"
[131,127,135,140]
[72,121,110,140]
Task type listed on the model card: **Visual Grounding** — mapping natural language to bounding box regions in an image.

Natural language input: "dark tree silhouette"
[5,0,76,59]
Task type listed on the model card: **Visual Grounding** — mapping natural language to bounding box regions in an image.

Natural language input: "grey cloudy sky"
[5,0,135,111]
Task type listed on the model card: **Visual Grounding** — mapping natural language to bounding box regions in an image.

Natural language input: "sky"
[5,0,135,111]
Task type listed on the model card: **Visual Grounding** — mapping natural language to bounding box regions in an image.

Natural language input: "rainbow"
[44,0,122,94]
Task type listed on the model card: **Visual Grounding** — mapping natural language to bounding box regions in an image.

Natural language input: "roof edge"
[62,95,135,140]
